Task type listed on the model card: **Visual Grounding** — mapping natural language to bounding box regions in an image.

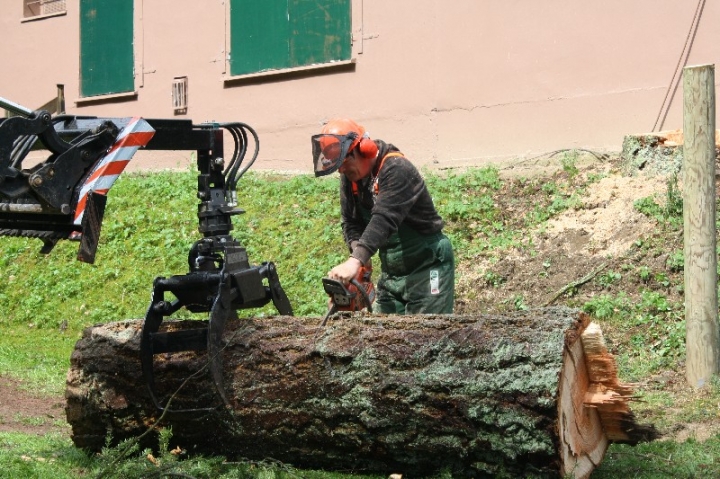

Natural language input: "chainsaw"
[320,264,375,326]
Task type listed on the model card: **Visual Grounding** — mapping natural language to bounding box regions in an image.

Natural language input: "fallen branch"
[544,262,608,306]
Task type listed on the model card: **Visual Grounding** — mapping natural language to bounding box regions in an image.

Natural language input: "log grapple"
[0,96,293,411]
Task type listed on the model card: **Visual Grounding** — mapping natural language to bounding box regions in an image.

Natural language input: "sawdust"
[538,173,669,258]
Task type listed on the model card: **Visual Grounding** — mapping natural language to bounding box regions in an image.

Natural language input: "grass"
[0,433,92,479]
[592,437,720,478]
[0,430,386,479]
[582,290,685,380]
[1,163,719,477]
[0,328,77,396]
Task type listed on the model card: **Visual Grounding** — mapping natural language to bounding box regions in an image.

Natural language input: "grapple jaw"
[137,120,294,412]
[140,238,293,412]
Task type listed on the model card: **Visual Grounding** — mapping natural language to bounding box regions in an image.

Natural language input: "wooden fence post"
[682,64,719,388]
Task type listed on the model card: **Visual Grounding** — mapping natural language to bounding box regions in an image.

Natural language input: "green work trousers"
[376,230,455,314]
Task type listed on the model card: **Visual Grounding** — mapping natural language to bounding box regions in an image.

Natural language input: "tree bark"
[65,307,657,478]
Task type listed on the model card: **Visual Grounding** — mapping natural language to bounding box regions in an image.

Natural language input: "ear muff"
[358,135,378,159]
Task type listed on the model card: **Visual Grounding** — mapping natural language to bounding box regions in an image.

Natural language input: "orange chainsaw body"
[322,265,375,313]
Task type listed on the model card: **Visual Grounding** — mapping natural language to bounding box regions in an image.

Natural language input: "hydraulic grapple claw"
[140,274,226,413]
[207,282,234,408]
[140,243,294,412]
[135,119,294,412]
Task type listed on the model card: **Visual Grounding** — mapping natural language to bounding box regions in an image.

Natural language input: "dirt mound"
[456,161,672,315]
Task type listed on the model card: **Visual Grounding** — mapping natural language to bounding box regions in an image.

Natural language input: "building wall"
[1,0,719,172]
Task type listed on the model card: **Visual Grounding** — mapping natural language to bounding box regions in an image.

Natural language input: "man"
[312,118,454,314]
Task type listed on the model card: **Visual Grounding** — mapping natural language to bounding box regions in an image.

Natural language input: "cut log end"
[558,317,660,479]
[580,321,661,444]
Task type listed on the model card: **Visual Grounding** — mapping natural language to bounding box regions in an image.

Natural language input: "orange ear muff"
[358,136,378,159]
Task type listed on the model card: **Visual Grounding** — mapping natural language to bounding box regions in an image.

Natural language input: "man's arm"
[339,176,367,254]
[352,158,425,263]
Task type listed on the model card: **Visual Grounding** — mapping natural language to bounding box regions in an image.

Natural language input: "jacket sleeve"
[339,176,366,255]
[350,158,425,264]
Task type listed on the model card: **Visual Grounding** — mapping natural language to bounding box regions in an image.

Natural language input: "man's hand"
[328,257,362,284]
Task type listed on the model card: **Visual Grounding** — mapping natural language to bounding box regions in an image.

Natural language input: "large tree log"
[65,308,657,478]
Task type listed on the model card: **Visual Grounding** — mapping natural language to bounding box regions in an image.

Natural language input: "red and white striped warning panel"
[72,117,155,228]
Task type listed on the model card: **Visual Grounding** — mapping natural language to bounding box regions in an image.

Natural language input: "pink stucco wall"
[1,1,719,172]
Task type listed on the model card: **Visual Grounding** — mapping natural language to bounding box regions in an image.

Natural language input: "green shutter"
[230,0,351,76]
[230,0,290,75]
[288,0,351,68]
[80,0,134,97]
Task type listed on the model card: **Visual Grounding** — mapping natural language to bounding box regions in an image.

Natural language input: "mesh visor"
[311,133,357,177]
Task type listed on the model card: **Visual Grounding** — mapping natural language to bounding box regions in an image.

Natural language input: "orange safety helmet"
[311,118,379,177]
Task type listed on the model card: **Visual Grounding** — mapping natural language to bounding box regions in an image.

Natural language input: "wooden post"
[682,64,720,388]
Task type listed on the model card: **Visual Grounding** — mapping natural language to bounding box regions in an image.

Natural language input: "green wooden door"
[80,0,134,97]
[230,0,351,76]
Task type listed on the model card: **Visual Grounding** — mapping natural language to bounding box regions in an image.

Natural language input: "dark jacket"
[341,140,444,265]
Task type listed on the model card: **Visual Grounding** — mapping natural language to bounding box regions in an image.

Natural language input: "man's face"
[339,149,372,182]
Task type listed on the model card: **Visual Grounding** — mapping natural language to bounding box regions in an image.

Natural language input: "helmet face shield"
[312,133,358,177]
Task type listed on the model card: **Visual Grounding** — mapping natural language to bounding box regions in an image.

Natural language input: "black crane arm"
[0,95,293,411]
